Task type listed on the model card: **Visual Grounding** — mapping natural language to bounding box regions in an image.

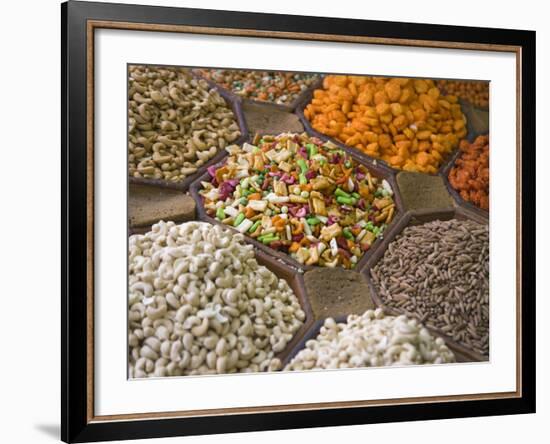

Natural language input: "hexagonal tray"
[440,136,490,220]
[360,206,489,362]
[294,83,483,177]
[193,69,324,113]
[189,138,406,274]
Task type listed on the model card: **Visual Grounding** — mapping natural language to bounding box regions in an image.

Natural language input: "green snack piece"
[335,188,351,199]
[343,227,354,239]
[299,173,308,185]
[307,217,321,226]
[249,220,261,233]
[233,212,245,227]
[312,154,327,164]
[297,158,308,174]
[306,143,318,157]
[216,207,226,220]
[259,234,278,244]
[336,195,354,205]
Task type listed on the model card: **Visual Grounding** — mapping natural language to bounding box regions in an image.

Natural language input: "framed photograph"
[61,1,535,442]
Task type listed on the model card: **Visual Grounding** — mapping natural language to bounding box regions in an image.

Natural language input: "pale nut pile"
[128,65,242,183]
[284,309,455,371]
[128,221,305,378]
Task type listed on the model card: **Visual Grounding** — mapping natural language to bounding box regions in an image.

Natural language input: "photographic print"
[127,66,490,378]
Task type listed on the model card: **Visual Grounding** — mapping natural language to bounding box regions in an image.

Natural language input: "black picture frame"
[61,1,536,442]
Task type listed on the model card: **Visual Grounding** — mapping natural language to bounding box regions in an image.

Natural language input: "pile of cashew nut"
[285,309,455,371]
[128,65,241,182]
[128,221,305,378]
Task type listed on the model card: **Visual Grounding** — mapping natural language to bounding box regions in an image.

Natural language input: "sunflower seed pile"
[370,219,489,356]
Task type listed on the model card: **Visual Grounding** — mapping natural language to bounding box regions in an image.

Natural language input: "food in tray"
[128,221,305,377]
[370,219,489,356]
[448,135,489,210]
[199,132,396,269]
[285,308,455,370]
[128,65,241,183]
[304,75,467,173]
[436,79,489,108]
[197,69,319,105]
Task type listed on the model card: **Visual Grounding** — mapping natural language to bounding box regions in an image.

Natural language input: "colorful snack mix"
[199,133,396,269]
[198,69,319,106]
[304,76,467,173]
[448,135,489,210]
[436,79,489,108]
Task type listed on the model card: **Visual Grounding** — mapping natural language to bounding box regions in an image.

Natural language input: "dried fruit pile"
[448,135,489,210]
[304,76,467,173]
[436,79,489,108]
[199,133,396,269]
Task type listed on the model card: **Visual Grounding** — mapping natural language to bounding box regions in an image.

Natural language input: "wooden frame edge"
[89,19,521,52]
[90,391,520,423]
